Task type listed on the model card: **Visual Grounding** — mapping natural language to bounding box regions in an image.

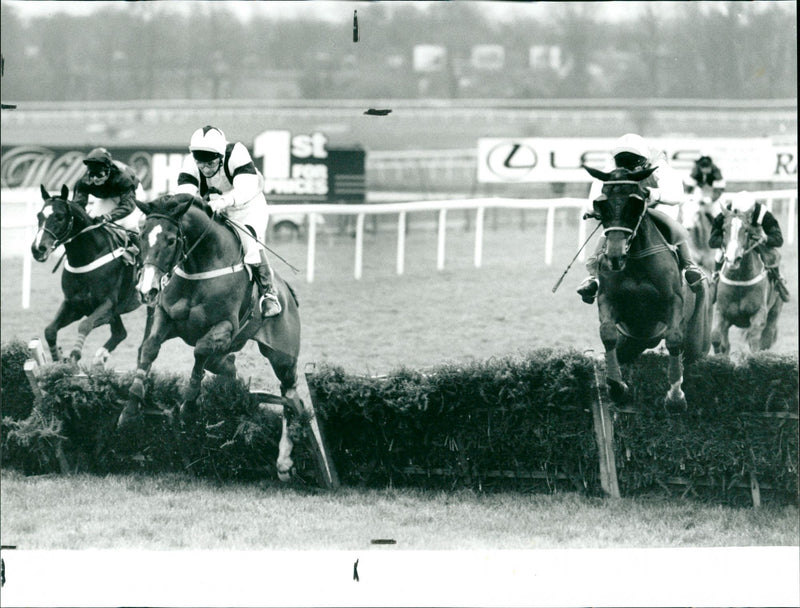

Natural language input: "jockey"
[577,133,707,304]
[175,125,281,318]
[708,191,790,302]
[685,153,726,214]
[72,147,144,233]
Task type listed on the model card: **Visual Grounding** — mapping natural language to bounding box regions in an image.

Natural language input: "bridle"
[38,198,104,256]
[143,211,216,277]
[598,180,648,256]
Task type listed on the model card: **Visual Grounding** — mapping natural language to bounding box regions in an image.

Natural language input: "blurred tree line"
[1,1,796,101]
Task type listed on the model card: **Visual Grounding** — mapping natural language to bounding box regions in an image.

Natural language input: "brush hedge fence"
[2,339,797,505]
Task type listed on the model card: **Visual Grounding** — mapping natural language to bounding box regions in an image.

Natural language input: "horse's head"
[135,192,200,304]
[720,205,761,271]
[31,184,77,262]
[584,164,656,271]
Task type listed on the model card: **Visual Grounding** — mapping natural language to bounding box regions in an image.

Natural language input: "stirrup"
[683,266,705,292]
[577,276,599,304]
[259,293,282,317]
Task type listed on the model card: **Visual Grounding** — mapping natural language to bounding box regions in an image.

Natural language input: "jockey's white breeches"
[221,198,269,265]
[85,184,146,232]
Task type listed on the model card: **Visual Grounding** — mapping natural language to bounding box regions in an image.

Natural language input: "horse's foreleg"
[598,295,628,402]
[664,293,687,408]
[119,308,174,427]
[745,293,770,352]
[276,415,294,482]
[711,305,732,356]
[760,298,782,350]
[44,302,83,362]
[181,321,234,421]
[71,299,115,362]
[94,315,127,367]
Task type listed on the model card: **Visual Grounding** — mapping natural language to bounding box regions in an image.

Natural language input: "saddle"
[101,223,141,266]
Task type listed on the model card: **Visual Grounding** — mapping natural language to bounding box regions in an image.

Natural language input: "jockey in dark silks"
[685,153,726,214]
[72,147,143,231]
[577,133,707,304]
[71,147,144,263]
[709,192,790,303]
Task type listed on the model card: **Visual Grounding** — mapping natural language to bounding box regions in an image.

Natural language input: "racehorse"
[30,185,152,366]
[118,192,303,480]
[681,190,716,273]
[711,207,783,355]
[583,165,711,407]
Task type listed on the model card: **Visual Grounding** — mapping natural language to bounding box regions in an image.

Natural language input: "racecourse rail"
[2,187,797,307]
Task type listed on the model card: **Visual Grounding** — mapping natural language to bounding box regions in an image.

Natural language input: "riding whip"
[222,215,301,275]
[551,220,603,294]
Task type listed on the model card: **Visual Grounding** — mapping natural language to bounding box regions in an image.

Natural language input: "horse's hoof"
[277,469,292,482]
[179,400,199,425]
[607,380,630,403]
[665,392,687,410]
[129,379,145,402]
[93,348,110,368]
[117,401,141,428]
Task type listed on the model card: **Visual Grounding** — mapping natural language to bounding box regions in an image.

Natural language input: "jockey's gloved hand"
[204,187,223,201]
[208,194,232,213]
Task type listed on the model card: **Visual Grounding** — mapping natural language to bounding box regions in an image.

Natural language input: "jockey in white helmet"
[175,125,281,317]
[709,191,790,302]
[578,133,706,304]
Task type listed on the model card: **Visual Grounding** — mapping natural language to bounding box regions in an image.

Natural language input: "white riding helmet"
[189,126,227,156]
[612,133,651,160]
[729,191,756,215]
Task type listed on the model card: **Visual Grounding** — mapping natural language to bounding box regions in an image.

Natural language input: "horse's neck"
[723,249,763,280]
[180,210,241,272]
[63,215,110,266]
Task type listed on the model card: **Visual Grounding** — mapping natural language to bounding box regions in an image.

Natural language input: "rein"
[148,210,233,280]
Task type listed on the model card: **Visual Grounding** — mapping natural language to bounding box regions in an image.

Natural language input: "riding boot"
[576,239,602,304]
[676,241,706,292]
[766,266,790,302]
[251,251,282,317]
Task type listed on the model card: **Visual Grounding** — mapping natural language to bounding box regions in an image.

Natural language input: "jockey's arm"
[106,187,137,222]
[761,212,784,248]
[208,143,262,210]
[71,179,91,207]
[647,164,685,207]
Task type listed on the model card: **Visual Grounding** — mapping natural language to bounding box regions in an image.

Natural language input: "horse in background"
[30,185,152,366]
[681,189,717,273]
[117,192,307,482]
[583,165,711,407]
[712,207,783,355]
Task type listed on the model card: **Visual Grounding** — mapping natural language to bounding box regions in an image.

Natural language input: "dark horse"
[30,185,152,366]
[584,166,711,407]
[712,208,783,355]
[118,192,308,481]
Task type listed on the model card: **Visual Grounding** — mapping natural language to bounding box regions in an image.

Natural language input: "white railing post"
[306,212,317,283]
[545,204,555,266]
[354,212,365,280]
[437,208,447,271]
[474,206,485,268]
[396,211,406,275]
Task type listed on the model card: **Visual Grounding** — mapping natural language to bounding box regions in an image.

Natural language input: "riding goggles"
[87,166,109,179]
[192,151,223,165]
